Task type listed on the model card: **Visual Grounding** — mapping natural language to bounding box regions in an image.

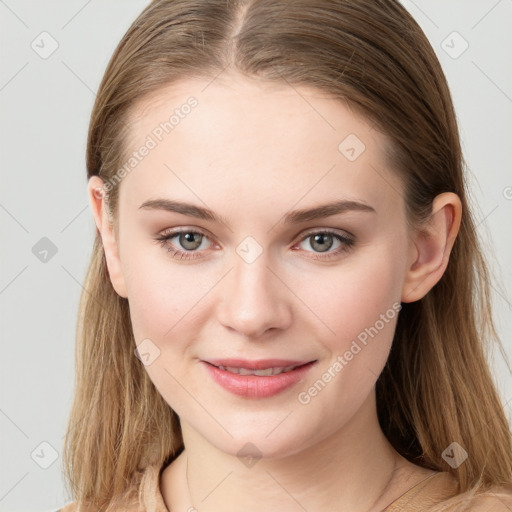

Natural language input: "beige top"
[57,466,512,512]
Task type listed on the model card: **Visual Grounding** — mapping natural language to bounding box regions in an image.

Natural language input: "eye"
[155,228,215,260]
[295,229,354,260]
[155,227,355,262]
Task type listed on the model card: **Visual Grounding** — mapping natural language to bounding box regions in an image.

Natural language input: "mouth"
[201,358,317,398]
[212,364,304,376]
[205,358,315,370]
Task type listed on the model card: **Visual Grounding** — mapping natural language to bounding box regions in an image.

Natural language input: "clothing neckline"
[154,465,455,512]
[381,471,455,511]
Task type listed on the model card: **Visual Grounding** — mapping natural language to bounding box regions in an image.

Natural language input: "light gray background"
[1,1,511,511]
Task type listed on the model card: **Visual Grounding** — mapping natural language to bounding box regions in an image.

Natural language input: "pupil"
[180,232,202,250]
[312,233,333,252]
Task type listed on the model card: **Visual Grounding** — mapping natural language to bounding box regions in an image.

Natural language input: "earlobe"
[401,192,462,303]
[87,176,128,299]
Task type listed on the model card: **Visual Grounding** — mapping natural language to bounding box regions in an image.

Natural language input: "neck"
[161,391,421,512]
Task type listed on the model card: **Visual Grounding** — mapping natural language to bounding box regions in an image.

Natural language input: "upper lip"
[204,358,316,370]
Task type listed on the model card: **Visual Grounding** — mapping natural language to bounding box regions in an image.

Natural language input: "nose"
[216,251,293,338]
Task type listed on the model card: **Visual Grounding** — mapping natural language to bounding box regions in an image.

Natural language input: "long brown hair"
[62,0,512,509]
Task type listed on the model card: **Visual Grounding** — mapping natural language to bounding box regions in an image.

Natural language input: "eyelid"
[155,226,355,261]
[158,226,217,243]
[157,226,353,246]
[295,226,354,241]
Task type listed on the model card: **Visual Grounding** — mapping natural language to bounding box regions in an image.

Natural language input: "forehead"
[119,75,403,217]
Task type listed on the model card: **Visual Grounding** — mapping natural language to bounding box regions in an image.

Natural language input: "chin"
[203,424,315,462]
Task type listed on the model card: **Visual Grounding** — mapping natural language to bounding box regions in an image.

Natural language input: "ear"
[87,176,128,298]
[401,192,462,303]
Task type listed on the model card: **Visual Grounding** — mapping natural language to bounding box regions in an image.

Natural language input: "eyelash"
[154,228,355,261]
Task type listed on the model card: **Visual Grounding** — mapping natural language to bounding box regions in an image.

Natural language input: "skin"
[88,74,462,512]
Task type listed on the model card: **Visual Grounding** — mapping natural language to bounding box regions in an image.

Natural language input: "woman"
[58,0,512,510]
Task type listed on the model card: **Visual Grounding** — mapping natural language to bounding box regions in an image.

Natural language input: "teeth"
[217,365,298,376]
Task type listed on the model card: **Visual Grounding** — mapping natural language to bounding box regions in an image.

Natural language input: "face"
[93,74,418,459]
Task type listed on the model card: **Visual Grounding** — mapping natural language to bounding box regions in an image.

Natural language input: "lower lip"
[201,361,316,398]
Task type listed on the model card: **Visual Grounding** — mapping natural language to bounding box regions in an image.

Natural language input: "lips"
[201,358,317,399]
[205,358,313,370]
[215,365,299,376]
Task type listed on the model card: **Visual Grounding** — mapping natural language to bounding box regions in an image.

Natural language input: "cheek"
[299,244,404,345]
[292,241,407,409]
[122,248,223,399]
[127,268,209,346]
[120,234,206,341]
[291,250,404,429]
[123,258,210,411]
[123,229,406,406]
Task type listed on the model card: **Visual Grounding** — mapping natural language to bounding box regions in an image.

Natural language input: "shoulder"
[55,464,165,512]
[423,483,512,512]
[56,504,77,512]
[453,486,512,511]
[55,500,144,512]
[385,474,512,511]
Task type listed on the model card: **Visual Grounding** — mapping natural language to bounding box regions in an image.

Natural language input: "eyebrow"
[138,198,376,225]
